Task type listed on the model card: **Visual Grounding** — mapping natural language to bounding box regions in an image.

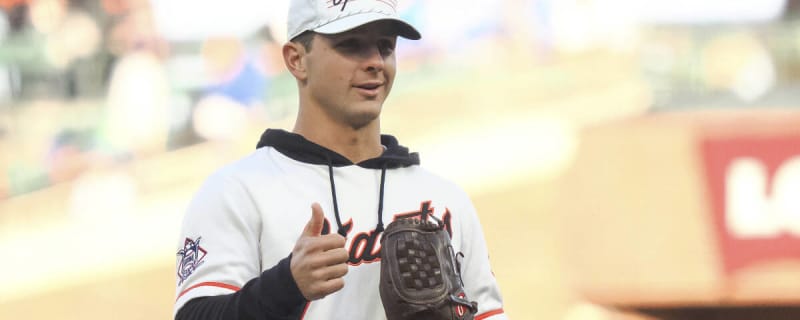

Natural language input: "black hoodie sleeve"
[175,255,308,320]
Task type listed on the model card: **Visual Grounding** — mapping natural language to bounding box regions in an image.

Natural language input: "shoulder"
[194,148,278,194]
[184,149,283,222]
[205,147,283,182]
[408,165,469,192]
[398,165,474,206]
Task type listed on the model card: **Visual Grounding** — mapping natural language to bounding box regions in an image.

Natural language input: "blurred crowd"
[1,0,799,201]
[0,0,288,200]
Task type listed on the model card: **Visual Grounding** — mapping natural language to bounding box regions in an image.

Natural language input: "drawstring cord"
[327,160,347,237]
[325,159,389,237]
[375,165,387,233]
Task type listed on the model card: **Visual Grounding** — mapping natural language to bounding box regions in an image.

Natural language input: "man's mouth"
[355,82,382,90]
[354,82,383,97]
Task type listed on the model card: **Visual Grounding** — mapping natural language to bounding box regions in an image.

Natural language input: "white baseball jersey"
[174,129,507,320]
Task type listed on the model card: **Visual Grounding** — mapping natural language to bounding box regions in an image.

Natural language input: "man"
[174,1,507,319]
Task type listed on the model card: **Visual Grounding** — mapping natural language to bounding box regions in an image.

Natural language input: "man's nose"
[363,46,385,72]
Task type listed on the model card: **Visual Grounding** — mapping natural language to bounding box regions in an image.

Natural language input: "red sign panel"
[701,135,800,274]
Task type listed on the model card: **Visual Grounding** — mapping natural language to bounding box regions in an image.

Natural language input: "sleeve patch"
[177,237,207,286]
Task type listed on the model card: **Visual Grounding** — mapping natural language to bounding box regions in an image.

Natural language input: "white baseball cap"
[287,0,421,41]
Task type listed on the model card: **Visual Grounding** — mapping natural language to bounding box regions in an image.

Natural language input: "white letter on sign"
[726,156,800,238]
[772,157,800,236]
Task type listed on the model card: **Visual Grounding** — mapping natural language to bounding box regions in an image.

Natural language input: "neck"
[293,113,383,164]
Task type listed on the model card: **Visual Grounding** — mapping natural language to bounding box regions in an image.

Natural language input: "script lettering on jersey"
[321,217,353,236]
[348,229,383,265]
[342,201,454,266]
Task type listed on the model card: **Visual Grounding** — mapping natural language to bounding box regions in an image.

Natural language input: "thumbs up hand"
[290,203,349,300]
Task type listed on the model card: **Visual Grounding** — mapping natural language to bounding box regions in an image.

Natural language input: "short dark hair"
[291,31,315,52]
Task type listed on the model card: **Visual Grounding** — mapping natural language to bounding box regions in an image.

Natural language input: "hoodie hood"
[256,129,420,169]
[256,129,420,236]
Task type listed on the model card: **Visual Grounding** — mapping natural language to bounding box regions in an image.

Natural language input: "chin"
[346,107,382,130]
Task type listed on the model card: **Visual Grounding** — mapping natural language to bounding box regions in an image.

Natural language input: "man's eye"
[379,40,395,55]
[338,39,360,49]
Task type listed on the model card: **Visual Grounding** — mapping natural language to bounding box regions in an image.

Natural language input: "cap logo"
[330,0,351,11]
[289,0,416,40]
[328,0,397,12]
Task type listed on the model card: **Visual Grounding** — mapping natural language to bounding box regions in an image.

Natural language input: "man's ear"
[283,42,307,81]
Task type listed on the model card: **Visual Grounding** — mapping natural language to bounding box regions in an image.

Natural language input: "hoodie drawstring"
[375,165,387,233]
[326,160,389,237]
[327,160,347,237]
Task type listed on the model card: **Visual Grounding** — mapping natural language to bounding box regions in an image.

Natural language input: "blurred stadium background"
[1,0,799,319]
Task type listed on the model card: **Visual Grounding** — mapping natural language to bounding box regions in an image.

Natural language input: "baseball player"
[174,0,507,319]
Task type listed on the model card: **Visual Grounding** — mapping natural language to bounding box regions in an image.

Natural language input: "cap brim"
[313,12,421,40]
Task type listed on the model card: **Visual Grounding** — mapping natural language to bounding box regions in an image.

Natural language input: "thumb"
[302,203,325,237]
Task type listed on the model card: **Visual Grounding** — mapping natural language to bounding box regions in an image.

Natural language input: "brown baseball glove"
[379,218,478,320]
